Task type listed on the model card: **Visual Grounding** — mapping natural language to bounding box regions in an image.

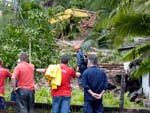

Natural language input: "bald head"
[74,44,80,51]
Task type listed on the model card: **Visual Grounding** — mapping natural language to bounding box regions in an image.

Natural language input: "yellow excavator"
[50,8,94,24]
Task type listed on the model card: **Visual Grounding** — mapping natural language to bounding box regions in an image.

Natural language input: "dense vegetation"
[0,1,61,71]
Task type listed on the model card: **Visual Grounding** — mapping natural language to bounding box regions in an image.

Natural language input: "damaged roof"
[118,38,150,51]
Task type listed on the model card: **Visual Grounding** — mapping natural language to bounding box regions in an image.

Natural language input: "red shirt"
[12,62,35,90]
[0,66,11,96]
[51,64,76,96]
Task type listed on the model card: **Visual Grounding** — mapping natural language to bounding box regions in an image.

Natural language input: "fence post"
[119,71,125,109]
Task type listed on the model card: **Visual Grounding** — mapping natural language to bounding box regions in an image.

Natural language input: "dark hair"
[61,54,70,64]
[88,54,98,65]
[19,52,29,62]
[0,57,2,65]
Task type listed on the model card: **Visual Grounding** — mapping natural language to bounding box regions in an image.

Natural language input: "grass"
[5,86,143,108]
[34,87,84,105]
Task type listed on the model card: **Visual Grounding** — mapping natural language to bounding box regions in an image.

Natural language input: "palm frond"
[96,0,150,47]
[113,12,150,36]
[81,39,98,51]
[132,58,150,78]
[123,43,150,61]
[88,0,121,11]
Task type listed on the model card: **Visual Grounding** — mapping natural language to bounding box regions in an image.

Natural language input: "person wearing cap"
[74,44,87,87]
[0,57,12,109]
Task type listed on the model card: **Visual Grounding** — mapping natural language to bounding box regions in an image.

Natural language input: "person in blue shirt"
[74,45,87,87]
[82,54,108,113]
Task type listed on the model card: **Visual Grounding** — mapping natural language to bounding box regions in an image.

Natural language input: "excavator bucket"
[50,9,93,24]
[50,14,71,24]
[64,9,90,17]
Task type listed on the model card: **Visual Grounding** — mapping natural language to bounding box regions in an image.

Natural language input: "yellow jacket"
[45,64,62,89]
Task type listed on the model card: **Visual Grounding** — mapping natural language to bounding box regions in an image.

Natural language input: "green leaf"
[132,58,150,78]
[123,43,150,61]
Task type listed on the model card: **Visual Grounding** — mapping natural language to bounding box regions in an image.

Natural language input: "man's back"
[13,62,34,90]
[82,66,107,101]
[51,64,76,96]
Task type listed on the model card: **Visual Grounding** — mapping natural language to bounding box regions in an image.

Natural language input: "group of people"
[0,52,35,113]
[0,45,108,113]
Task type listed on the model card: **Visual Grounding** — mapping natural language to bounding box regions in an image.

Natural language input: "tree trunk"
[13,0,21,13]
[119,71,126,109]
[2,0,6,10]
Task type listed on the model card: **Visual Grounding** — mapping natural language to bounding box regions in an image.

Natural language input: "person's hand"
[12,87,19,94]
[76,72,81,77]
[91,92,99,99]
[91,92,103,99]
[95,93,103,100]
[15,87,19,91]
[36,69,45,73]
[36,69,41,72]
[88,90,103,100]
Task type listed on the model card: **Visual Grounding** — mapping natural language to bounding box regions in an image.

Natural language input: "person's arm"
[36,68,46,73]
[96,72,108,99]
[11,67,19,92]
[96,90,105,99]
[82,71,90,90]
[76,66,79,72]
[70,68,81,78]
[76,52,82,71]
[103,72,108,90]
[11,76,16,92]
[76,72,81,78]
[6,69,12,78]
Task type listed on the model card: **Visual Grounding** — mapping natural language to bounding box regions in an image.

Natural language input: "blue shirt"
[82,66,108,101]
[76,50,87,73]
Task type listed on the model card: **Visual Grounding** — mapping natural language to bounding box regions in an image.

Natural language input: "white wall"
[142,73,150,99]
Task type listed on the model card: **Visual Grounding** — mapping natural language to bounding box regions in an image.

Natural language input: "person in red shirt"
[11,52,35,113]
[37,54,80,113]
[0,57,11,110]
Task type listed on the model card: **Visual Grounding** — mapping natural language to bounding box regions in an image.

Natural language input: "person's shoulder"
[15,63,23,68]
[77,50,83,55]
[0,67,9,72]
[98,68,106,75]
[83,68,90,74]
[68,66,75,72]
[29,63,34,68]
[99,68,105,72]
[62,64,75,72]
[15,62,27,69]
[13,64,21,71]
